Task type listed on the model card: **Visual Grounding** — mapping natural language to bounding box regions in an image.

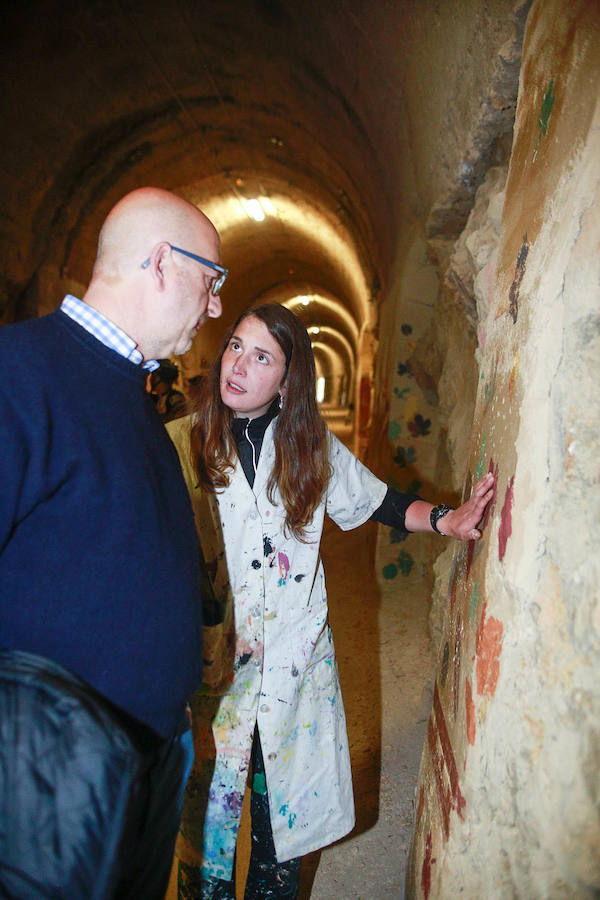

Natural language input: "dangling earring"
[278,393,284,409]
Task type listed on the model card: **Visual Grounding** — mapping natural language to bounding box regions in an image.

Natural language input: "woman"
[167,304,494,899]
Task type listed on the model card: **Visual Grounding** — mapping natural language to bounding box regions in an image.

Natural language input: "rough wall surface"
[407,2,600,896]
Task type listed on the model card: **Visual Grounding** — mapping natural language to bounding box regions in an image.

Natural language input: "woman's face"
[220,315,288,418]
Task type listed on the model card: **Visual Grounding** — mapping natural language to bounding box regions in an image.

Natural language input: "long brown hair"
[190,304,330,540]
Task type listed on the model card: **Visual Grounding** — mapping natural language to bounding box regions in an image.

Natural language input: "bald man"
[0,188,225,899]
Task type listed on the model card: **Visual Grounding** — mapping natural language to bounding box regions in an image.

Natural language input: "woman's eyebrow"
[254,345,273,357]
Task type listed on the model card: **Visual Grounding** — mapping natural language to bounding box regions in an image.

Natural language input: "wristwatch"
[430,503,454,535]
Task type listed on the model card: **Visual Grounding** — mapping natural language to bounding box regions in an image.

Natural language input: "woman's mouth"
[225,379,246,394]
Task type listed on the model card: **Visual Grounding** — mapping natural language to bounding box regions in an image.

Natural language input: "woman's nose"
[232,355,245,374]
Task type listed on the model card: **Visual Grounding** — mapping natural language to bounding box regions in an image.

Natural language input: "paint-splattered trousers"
[198,730,301,899]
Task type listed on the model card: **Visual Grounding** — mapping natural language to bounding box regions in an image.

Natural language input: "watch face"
[431,504,452,533]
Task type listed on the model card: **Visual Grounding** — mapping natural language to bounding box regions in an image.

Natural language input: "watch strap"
[430,503,454,535]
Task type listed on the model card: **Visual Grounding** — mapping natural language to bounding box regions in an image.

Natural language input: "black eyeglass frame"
[141,244,228,295]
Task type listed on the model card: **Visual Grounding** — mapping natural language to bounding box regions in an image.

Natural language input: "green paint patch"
[393,386,410,400]
[393,445,416,468]
[389,421,402,441]
[476,433,487,480]
[469,581,480,627]
[397,550,414,576]
[383,562,398,580]
[253,772,267,795]
[533,78,555,161]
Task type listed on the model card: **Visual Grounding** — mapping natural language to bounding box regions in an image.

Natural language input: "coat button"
[251,559,261,569]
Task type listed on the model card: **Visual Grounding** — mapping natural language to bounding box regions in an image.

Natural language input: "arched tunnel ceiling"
[1,0,401,338]
[0,0,525,394]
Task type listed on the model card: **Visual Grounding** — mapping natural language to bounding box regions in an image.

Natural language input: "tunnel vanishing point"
[1,1,599,897]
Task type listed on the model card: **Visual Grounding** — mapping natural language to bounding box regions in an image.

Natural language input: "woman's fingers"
[446,473,496,540]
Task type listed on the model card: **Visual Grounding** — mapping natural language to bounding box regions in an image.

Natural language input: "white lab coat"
[167,416,387,880]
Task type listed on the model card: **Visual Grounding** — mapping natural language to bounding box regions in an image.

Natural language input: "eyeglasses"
[141,244,228,295]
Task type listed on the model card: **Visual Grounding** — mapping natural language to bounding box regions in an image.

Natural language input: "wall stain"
[508,353,520,400]
[453,614,463,719]
[441,641,450,687]
[448,554,461,613]
[508,237,529,324]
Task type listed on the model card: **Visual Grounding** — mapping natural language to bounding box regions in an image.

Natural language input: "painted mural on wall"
[407,3,600,888]
[412,345,515,898]
[381,319,439,582]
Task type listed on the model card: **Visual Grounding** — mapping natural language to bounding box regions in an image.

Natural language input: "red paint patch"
[427,717,450,839]
[421,831,434,899]
[426,682,468,843]
[465,677,476,745]
[476,614,504,697]
[498,475,514,561]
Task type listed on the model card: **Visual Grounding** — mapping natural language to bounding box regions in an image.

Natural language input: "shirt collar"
[60,295,159,371]
[231,397,280,443]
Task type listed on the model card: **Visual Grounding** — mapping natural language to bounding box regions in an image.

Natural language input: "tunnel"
[1,0,599,898]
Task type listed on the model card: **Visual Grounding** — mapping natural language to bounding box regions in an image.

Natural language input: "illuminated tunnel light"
[316,376,326,403]
[242,198,265,222]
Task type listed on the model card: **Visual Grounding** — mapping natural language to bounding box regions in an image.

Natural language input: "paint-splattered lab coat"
[167,416,387,880]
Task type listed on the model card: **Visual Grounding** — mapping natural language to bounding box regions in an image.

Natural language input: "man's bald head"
[82,187,223,360]
[93,187,219,281]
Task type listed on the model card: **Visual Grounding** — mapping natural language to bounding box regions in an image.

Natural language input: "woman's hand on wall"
[438,472,496,541]
[404,472,496,540]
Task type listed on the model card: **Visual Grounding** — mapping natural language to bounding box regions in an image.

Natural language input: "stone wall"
[407,2,600,896]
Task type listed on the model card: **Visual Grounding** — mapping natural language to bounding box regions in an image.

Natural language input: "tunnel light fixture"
[310,326,320,335]
[240,195,275,223]
[299,296,311,306]
[242,198,265,222]
[260,196,276,215]
[316,376,326,404]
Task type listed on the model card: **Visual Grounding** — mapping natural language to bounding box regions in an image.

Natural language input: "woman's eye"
[257,354,268,364]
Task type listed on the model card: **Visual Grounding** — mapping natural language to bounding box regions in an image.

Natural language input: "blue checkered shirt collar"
[60,295,159,371]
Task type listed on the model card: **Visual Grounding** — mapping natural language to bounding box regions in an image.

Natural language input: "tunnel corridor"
[2,1,599,898]
[0,0,525,455]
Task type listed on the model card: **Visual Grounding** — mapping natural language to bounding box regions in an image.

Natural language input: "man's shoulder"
[0,310,61,348]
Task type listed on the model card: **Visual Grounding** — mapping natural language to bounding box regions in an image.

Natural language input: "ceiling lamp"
[243,198,265,222]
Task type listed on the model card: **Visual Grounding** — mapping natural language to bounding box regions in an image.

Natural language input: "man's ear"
[147,242,173,291]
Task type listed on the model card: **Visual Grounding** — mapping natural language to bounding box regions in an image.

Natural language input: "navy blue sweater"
[0,310,202,738]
